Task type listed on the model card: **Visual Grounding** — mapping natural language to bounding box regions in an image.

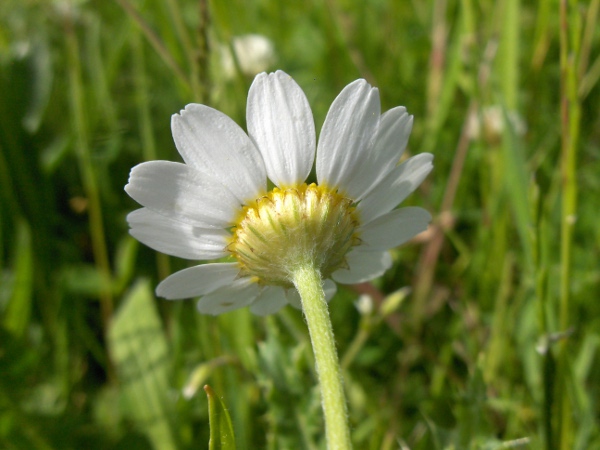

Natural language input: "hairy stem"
[292,264,352,450]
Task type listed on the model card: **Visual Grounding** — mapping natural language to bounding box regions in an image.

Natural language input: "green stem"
[557,0,580,448]
[292,264,352,450]
[115,0,191,91]
[65,18,114,333]
[164,0,202,100]
[131,29,171,281]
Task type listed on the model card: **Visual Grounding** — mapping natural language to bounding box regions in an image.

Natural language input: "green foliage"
[1,0,599,448]
[108,280,178,450]
[205,385,236,450]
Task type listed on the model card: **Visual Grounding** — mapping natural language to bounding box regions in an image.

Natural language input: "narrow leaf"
[4,219,33,337]
[204,384,236,450]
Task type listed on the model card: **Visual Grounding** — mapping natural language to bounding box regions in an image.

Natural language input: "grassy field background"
[1,0,599,448]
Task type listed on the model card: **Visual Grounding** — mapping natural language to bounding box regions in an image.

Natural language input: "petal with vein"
[355,107,414,200]
[360,207,431,251]
[332,249,392,284]
[156,263,240,300]
[286,289,301,309]
[197,278,260,315]
[247,71,315,187]
[323,279,337,301]
[127,208,228,260]
[250,286,288,316]
[316,79,380,198]
[125,161,239,228]
[171,104,266,202]
[357,153,434,223]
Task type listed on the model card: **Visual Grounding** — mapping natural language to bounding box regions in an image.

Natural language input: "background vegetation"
[1,0,598,448]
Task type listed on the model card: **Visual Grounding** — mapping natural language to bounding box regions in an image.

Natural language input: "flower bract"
[125,70,433,315]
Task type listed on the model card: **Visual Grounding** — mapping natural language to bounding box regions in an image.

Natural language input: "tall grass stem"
[65,17,114,334]
[558,0,581,447]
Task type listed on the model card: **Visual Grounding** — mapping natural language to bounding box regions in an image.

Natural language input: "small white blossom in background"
[125,70,433,316]
[466,105,527,143]
[51,0,87,21]
[354,295,374,316]
[220,34,276,79]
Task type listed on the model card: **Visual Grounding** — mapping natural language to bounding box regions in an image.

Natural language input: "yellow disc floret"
[229,183,360,287]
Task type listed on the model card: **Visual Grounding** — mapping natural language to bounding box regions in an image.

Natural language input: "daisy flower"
[125,70,433,316]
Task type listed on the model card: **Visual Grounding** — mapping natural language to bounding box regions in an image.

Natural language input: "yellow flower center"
[229,183,360,287]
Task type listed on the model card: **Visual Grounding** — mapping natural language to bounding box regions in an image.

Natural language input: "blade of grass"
[64,13,114,342]
[557,0,582,448]
[498,0,519,110]
[163,0,203,100]
[130,28,172,280]
[205,384,237,450]
[531,0,552,69]
[413,0,477,323]
[3,219,33,337]
[114,0,191,92]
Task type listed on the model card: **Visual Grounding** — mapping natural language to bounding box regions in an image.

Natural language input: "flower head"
[125,70,433,315]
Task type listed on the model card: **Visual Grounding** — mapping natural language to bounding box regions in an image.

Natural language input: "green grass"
[1,0,599,448]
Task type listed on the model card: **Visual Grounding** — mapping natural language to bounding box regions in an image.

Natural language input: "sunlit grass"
[1,0,599,448]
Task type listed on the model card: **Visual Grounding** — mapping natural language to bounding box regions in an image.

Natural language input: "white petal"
[323,279,337,301]
[250,286,288,316]
[354,107,414,200]
[316,79,380,198]
[156,263,240,300]
[247,71,315,187]
[357,153,434,223]
[171,104,266,202]
[332,249,392,284]
[373,108,413,167]
[197,277,260,315]
[359,207,431,251]
[286,279,337,310]
[127,208,229,260]
[125,161,239,228]
[286,288,302,309]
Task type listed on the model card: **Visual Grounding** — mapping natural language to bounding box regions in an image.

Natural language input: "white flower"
[466,105,527,143]
[125,70,433,316]
[220,34,276,79]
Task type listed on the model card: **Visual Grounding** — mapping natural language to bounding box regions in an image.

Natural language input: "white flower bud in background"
[51,0,86,22]
[354,294,374,316]
[466,105,527,144]
[220,34,276,80]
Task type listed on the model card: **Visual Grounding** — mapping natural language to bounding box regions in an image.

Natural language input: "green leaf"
[108,279,178,450]
[113,236,139,296]
[3,219,33,337]
[204,384,236,450]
